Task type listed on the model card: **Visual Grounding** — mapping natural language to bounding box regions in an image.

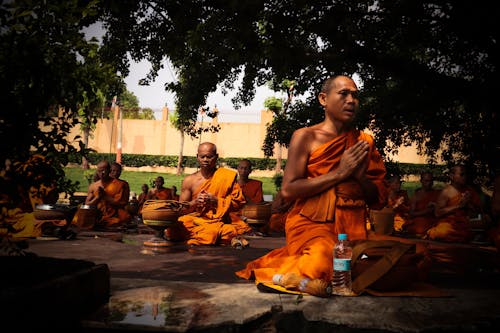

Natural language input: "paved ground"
[3,228,500,332]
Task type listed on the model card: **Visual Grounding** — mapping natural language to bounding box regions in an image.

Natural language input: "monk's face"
[197,144,218,170]
[319,76,359,123]
[154,177,164,188]
[110,164,121,179]
[237,161,252,180]
[420,173,434,190]
[96,162,111,181]
[450,166,467,186]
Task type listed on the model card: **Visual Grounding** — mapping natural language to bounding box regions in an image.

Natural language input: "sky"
[84,22,280,123]
[124,58,278,123]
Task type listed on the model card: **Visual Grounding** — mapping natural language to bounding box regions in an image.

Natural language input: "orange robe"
[426,186,480,243]
[177,168,251,245]
[150,187,173,200]
[262,191,292,234]
[236,129,387,284]
[387,190,410,232]
[91,178,131,228]
[240,179,264,203]
[405,188,441,235]
[230,179,265,227]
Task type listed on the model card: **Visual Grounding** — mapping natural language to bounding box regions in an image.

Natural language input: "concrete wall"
[66,106,437,163]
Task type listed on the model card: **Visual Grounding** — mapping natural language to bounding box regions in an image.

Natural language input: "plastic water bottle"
[332,233,353,296]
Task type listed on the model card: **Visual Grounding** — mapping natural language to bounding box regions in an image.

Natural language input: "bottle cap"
[338,233,348,240]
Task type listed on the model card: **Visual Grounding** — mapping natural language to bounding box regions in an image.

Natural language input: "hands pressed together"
[336,140,369,181]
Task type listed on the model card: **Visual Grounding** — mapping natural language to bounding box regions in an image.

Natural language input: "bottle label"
[333,258,351,271]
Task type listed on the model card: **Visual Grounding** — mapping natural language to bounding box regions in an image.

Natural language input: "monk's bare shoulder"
[88,181,100,193]
[291,123,337,152]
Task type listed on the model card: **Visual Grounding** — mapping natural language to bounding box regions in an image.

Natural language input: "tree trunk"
[176,131,185,175]
[82,124,90,170]
[275,143,282,173]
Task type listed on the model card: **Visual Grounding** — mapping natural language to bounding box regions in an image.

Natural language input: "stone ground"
[2,228,500,332]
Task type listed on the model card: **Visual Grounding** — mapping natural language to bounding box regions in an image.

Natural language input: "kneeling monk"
[169,142,252,245]
[235,75,387,296]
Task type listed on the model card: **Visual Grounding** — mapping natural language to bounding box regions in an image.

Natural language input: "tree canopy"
[99,0,498,184]
[0,0,125,194]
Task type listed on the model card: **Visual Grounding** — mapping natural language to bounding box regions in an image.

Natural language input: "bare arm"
[435,186,466,217]
[179,175,197,214]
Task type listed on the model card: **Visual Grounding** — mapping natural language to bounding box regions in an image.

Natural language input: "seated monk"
[235,75,388,297]
[168,142,252,245]
[261,189,293,235]
[147,176,173,200]
[405,171,441,236]
[137,183,149,216]
[2,155,70,238]
[385,174,410,232]
[426,164,484,243]
[237,159,264,204]
[171,185,180,201]
[73,160,131,230]
[230,159,266,233]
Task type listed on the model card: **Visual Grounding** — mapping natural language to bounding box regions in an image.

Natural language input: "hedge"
[69,153,446,179]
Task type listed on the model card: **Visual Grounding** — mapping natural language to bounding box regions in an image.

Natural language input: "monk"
[147,176,173,200]
[426,165,483,243]
[262,189,293,234]
[237,159,264,204]
[405,171,441,236]
[110,162,130,200]
[230,159,266,235]
[137,183,149,216]
[77,160,132,230]
[385,174,410,232]
[170,142,252,245]
[236,75,388,297]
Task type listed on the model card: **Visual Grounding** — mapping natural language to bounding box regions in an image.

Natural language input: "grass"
[64,167,279,196]
[64,167,430,198]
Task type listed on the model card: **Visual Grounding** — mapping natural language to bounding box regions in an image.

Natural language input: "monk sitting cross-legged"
[426,165,484,243]
[147,176,173,200]
[167,142,252,246]
[77,160,132,230]
[235,75,388,297]
[405,171,441,236]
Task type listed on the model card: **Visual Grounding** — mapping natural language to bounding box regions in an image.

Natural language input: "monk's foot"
[231,236,249,249]
[300,278,332,298]
[272,272,303,289]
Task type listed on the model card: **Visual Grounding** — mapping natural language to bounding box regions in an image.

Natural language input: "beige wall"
[66,106,437,163]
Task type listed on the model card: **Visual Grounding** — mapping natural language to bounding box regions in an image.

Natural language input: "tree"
[99,1,498,185]
[263,79,295,173]
[169,109,186,176]
[77,39,125,169]
[0,0,124,195]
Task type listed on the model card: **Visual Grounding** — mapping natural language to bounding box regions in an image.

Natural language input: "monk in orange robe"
[170,142,252,245]
[230,159,265,233]
[260,190,292,234]
[147,176,173,200]
[405,171,441,236]
[236,75,387,296]
[426,165,483,243]
[236,159,264,204]
[385,174,410,232]
[76,160,131,230]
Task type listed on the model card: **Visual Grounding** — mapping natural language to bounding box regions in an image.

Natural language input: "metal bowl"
[80,204,97,210]
[35,204,57,211]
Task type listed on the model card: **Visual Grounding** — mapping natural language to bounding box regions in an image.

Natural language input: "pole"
[116,103,122,164]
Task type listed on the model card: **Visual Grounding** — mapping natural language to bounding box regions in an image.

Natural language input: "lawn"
[64,167,429,199]
[64,167,279,197]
